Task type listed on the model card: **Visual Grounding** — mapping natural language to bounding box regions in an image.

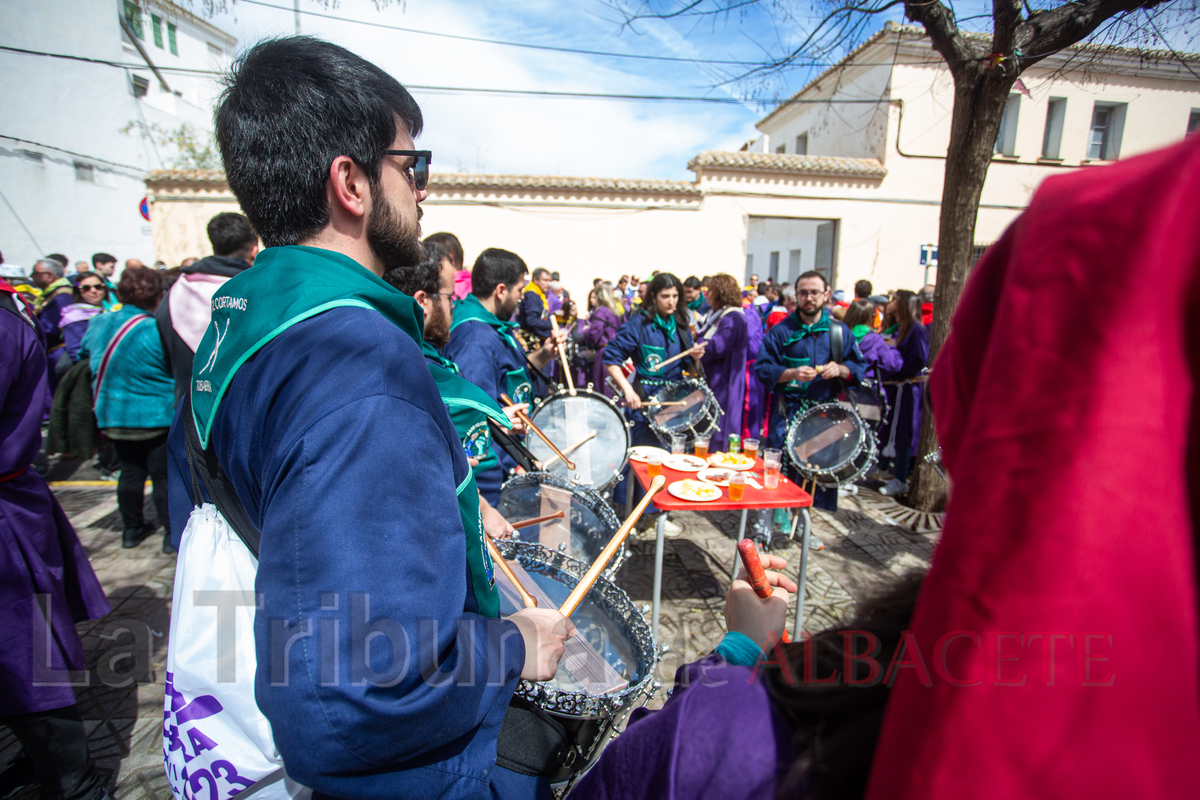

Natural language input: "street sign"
[919,244,938,266]
[140,197,150,221]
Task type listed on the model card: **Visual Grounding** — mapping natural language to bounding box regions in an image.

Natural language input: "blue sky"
[203,0,1197,181]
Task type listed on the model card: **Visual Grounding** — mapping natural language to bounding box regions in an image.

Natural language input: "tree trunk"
[908,64,1015,512]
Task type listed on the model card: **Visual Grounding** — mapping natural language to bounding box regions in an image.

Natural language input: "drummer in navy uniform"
[754,271,867,512]
[604,273,705,529]
[516,266,554,340]
[446,248,563,505]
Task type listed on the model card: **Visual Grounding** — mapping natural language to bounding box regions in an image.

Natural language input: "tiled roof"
[688,150,887,179]
[147,169,701,196]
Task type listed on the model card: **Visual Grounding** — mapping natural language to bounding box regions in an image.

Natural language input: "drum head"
[787,404,865,473]
[499,473,620,568]
[527,391,629,490]
[647,380,719,440]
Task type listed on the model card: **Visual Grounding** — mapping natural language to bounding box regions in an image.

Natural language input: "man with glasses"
[164,37,571,797]
[755,271,867,513]
[31,259,75,393]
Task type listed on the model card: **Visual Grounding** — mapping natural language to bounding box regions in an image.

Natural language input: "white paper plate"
[629,446,669,463]
[664,454,707,472]
[698,468,738,486]
[706,453,756,471]
[667,479,723,503]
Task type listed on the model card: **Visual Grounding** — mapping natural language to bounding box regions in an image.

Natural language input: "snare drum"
[527,387,631,492]
[785,402,877,488]
[495,541,661,785]
[499,472,626,573]
[645,378,721,448]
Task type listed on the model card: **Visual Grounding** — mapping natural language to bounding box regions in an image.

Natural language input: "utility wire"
[0,134,147,172]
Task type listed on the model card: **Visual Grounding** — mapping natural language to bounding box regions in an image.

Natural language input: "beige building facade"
[147,23,1200,305]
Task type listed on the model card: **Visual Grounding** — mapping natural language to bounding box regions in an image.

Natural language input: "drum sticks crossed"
[500,393,576,471]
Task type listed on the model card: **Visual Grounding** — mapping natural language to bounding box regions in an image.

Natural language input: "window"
[768,251,780,283]
[74,161,95,182]
[1041,98,1066,159]
[123,1,143,39]
[151,14,163,48]
[1188,109,1200,136]
[1088,103,1126,160]
[994,94,1020,156]
[744,254,754,282]
[788,249,801,283]
[794,134,808,156]
[20,150,44,164]
[131,74,150,98]
[168,22,178,55]
[971,243,993,270]
[775,144,786,154]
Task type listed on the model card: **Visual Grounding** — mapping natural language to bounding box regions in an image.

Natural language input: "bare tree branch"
[1016,0,1168,70]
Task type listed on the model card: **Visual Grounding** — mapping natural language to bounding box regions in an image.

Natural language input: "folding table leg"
[730,509,749,574]
[793,508,811,641]
[651,514,666,643]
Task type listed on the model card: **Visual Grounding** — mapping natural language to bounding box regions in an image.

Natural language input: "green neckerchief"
[687,297,704,311]
[652,312,677,341]
[191,245,500,617]
[420,339,513,479]
[851,324,872,342]
[882,323,899,337]
[783,308,831,348]
[421,340,461,375]
[450,293,524,354]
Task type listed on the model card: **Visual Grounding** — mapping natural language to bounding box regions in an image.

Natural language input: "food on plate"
[698,469,736,486]
[707,452,755,470]
[664,454,706,471]
[670,479,723,502]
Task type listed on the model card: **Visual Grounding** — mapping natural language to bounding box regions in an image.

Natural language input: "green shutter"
[151,14,163,48]
[123,1,143,39]
[168,23,177,55]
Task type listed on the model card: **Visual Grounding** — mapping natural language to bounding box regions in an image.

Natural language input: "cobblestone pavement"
[2,480,940,797]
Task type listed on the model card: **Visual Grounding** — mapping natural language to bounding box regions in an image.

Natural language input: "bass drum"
[645,378,721,448]
[499,472,626,574]
[785,402,876,488]
[494,541,661,788]
[526,388,631,492]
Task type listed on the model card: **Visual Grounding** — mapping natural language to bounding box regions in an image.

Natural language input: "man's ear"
[328,155,369,219]
[412,289,428,305]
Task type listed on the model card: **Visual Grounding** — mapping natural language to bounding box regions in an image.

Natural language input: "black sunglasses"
[383,149,432,191]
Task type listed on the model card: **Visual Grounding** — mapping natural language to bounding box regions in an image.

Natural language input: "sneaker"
[808,535,825,551]
[162,535,177,555]
[122,523,155,549]
[659,516,683,536]
[878,478,909,496]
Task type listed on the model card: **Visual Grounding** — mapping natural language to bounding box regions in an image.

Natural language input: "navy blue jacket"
[516,289,552,339]
[754,310,868,405]
[602,311,690,388]
[166,307,528,797]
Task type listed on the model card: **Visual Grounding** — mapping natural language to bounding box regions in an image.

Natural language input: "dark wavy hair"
[71,271,109,304]
[385,241,445,297]
[842,299,875,330]
[116,266,162,311]
[766,572,925,800]
[215,36,423,248]
[705,274,741,310]
[640,272,687,329]
[888,289,922,345]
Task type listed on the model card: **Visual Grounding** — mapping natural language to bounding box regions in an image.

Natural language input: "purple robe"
[699,309,748,451]
[0,302,110,716]
[879,324,930,453]
[857,331,903,380]
[743,308,766,439]
[570,655,795,799]
[579,305,622,396]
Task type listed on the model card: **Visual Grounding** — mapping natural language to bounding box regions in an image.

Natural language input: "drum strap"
[496,695,578,776]
[489,418,540,472]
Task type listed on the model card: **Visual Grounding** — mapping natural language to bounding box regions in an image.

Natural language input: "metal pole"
[294,0,301,34]
[792,508,811,641]
[651,515,666,643]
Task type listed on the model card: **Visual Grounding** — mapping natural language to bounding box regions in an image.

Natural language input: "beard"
[367,190,424,273]
[499,292,520,321]
[425,298,451,348]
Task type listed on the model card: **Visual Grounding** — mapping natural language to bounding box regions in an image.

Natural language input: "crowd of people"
[4,31,1188,800]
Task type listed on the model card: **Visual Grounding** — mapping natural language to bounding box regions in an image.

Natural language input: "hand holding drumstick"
[728,543,796,652]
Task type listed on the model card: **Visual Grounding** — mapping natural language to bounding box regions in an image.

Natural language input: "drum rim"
[645,378,722,440]
[784,402,869,478]
[496,541,659,720]
[499,471,621,534]
[527,387,631,490]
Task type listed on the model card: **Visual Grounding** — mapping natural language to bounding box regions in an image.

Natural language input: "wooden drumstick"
[500,393,576,471]
[510,510,566,531]
[560,475,666,617]
[737,539,790,643]
[485,537,537,608]
[541,431,596,469]
[549,315,576,397]
[652,349,695,372]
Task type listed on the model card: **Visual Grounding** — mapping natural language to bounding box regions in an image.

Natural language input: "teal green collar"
[652,312,677,341]
[450,293,518,333]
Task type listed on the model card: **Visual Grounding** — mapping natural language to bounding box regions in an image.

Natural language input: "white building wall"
[0,0,232,274]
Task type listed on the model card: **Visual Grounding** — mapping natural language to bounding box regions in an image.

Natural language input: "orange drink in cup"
[694,435,710,459]
[648,454,663,479]
[743,438,760,462]
[728,472,746,502]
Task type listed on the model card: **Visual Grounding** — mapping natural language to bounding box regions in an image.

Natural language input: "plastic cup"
[694,435,710,459]
[743,438,760,462]
[728,472,746,502]
[764,463,781,490]
[763,448,782,468]
[670,433,687,455]
[648,454,662,478]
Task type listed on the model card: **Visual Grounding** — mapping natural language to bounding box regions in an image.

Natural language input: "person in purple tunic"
[697,274,748,451]
[742,298,766,440]
[0,279,112,800]
[842,299,902,382]
[876,290,930,497]
[570,556,924,800]
[578,281,624,396]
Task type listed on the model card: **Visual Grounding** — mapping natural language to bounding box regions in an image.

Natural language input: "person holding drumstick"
[164,38,573,797]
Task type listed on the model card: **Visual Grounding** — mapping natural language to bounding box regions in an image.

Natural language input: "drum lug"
[658,642,671,656]
[511,531,521,541]
[640,603,651,617]
[557,542,567,552]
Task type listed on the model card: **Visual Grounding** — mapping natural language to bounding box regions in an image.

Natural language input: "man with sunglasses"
[754,271,867,513]
[164,37,571,798]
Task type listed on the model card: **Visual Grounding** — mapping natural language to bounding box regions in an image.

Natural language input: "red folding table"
[626,457,814,642]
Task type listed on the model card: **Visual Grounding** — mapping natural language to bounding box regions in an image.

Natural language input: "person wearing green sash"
[385,240,524,541]
[445,248,563,505]
[163,37,572,798]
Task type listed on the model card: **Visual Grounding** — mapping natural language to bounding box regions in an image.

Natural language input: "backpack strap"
[829,320,844,365]
[92,313,150,408]
[181,394,262,557]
